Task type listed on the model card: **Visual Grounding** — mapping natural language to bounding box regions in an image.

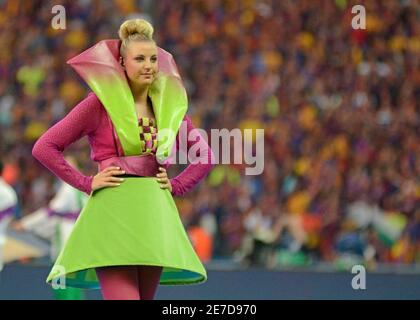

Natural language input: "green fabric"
[374,212,407,247]
[85,72,187,160]
[276,250,309,267]
[83,74,140,155]
[53,287,84,300]
[148,73,188,161]
[46,177,206,289]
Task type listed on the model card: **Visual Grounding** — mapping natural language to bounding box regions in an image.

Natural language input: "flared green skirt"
[46,177,207,289]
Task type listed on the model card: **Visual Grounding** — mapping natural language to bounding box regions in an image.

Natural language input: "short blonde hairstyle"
[118,19,155,57]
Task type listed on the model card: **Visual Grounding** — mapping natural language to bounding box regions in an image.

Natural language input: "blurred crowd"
[1,0,420,269]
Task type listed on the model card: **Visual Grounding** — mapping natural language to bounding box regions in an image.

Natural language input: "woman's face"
[121,41,158,87]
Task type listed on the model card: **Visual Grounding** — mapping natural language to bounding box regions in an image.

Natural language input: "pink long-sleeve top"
[32,92,214,197]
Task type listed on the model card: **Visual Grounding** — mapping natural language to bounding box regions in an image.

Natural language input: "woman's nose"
[144,60,152,69]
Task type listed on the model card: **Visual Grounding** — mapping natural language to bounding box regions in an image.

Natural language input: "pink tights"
[95,265,163,300]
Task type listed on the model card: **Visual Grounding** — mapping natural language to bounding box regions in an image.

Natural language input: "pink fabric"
[67,39,182,86]
[98,154,160,177]
[95,265,162,300]
[32,92,214,196]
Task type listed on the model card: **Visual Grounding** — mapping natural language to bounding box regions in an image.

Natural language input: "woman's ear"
[119,56,125,69]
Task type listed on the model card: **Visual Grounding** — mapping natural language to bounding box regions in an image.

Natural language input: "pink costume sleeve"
[32,93,100,195]
[170,115,215,197]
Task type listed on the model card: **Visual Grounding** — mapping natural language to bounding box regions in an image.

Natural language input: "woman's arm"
[32,93,101,195]
[170,115,215,196]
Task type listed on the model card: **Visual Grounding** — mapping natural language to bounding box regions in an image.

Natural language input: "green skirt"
[46,177,207,289]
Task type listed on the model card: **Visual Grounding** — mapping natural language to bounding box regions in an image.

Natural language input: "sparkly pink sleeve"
[32,93,100,195]
[170,115,215,196]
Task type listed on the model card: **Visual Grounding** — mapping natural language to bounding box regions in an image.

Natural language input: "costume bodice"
[138,117,158,155]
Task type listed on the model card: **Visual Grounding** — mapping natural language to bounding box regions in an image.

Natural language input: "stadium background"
[0,0,419,299]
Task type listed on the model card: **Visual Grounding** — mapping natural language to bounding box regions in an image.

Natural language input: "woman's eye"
[135,57,156,62]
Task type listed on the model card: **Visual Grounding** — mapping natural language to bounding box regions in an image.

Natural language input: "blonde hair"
[118,19,155,57]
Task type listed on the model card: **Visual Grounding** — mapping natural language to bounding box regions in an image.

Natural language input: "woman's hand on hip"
[156,167,172,193]
[92,166,125,191]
